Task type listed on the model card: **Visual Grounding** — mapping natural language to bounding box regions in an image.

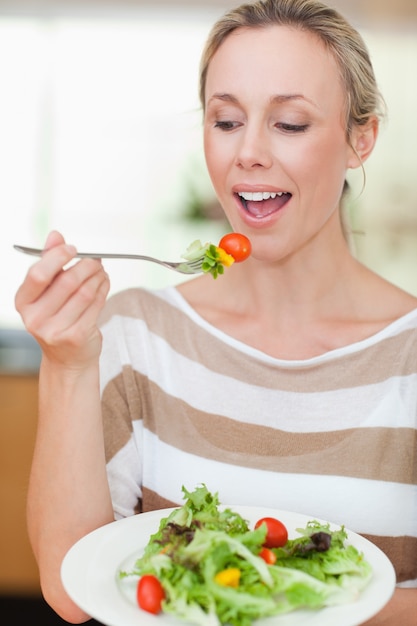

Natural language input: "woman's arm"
[15,231,113,623]
[362,588,417,625]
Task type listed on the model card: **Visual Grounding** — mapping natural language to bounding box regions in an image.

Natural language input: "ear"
[347,116,379,169]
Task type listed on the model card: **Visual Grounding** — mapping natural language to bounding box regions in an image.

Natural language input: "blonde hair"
[199,0,385,137]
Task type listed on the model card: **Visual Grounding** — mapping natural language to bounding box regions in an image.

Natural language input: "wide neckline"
[158,286,417,366]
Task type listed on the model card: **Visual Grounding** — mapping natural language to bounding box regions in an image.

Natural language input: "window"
[1,5,226,328]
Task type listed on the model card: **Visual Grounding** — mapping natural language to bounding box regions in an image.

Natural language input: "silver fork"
[13,244,205,275]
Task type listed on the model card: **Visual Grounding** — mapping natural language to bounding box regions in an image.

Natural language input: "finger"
[37,270,110,349]
[57,267,110,333]
[15,243,78,311]
[32,272,110,367]
[22,259,106,335]
[59,272,111,340]
[43,230,66,252]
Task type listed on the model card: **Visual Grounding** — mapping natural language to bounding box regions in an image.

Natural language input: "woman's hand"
[15,230,110,368]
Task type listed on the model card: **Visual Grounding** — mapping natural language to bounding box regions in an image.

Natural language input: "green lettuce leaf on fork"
[182,240,235,279]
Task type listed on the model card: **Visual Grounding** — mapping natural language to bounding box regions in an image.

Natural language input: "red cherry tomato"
[259,547,277,565]
[255,517,288,548]
[137,574,165,614]
[218,233,251,262]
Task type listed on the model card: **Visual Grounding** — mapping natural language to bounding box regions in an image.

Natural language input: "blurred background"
[0,0,416,623]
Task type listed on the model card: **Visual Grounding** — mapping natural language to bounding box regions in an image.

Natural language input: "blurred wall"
[0,0,416,329]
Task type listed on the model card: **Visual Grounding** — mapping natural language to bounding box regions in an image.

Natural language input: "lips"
[237,191,292,218]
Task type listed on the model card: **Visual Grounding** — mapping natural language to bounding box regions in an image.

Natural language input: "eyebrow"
[207,92,318,108]
[270,94,318,108]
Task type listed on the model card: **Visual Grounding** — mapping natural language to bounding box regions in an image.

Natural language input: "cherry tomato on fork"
[255,517,288,549]
[137,574,165,614]
[218,233,251,262]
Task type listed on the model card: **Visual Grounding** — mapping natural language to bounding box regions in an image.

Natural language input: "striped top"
[99,286,417,586]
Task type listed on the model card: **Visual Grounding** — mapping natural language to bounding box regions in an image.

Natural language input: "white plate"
[61,505,396,626]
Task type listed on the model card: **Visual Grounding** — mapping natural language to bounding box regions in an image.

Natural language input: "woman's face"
[203,25,361,262]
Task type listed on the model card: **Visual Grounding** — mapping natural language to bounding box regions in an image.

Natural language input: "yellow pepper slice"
[214,567,241,588]
[215,246,235,267]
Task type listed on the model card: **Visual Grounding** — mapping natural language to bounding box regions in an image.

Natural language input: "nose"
[235,124,273,170]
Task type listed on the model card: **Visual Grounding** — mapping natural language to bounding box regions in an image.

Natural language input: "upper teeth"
[238,191,286,201]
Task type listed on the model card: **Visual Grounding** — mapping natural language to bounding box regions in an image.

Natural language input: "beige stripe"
[140,487,417,583]
[362,534,417,583]
[103,369,416,484]
[100,288,417,392]
[102,365,142,463]
[141,486,179,513]
[140,373,416,484]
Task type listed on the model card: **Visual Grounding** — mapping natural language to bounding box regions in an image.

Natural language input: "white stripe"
[107,437,143,520]
[100,316,417,432]
[141,431,417,539]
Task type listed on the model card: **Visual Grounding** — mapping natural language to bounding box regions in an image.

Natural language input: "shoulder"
[98,286,174,326]
[356,264,417,324]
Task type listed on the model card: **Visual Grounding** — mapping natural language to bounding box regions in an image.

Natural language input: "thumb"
[43,230,66,251]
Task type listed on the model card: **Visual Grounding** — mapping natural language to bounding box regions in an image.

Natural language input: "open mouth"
[237,191,292,218]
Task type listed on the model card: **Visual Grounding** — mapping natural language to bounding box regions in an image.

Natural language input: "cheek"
[296,134,350,187]
[284,137,349,218]
[204,133,229,191]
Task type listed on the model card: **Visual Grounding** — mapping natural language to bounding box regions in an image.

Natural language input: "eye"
[214,120,241,131]
[276,122,309,133]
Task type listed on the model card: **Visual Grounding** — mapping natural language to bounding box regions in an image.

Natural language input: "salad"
[182,233,251,278]
[118,485,373,626]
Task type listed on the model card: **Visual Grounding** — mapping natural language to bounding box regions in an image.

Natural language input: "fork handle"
[14,245,159,263]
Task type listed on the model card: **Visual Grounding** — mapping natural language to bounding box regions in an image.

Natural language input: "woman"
[15,0,417,624]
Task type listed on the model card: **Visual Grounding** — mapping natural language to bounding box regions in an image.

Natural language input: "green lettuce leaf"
[119,484,373,626]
